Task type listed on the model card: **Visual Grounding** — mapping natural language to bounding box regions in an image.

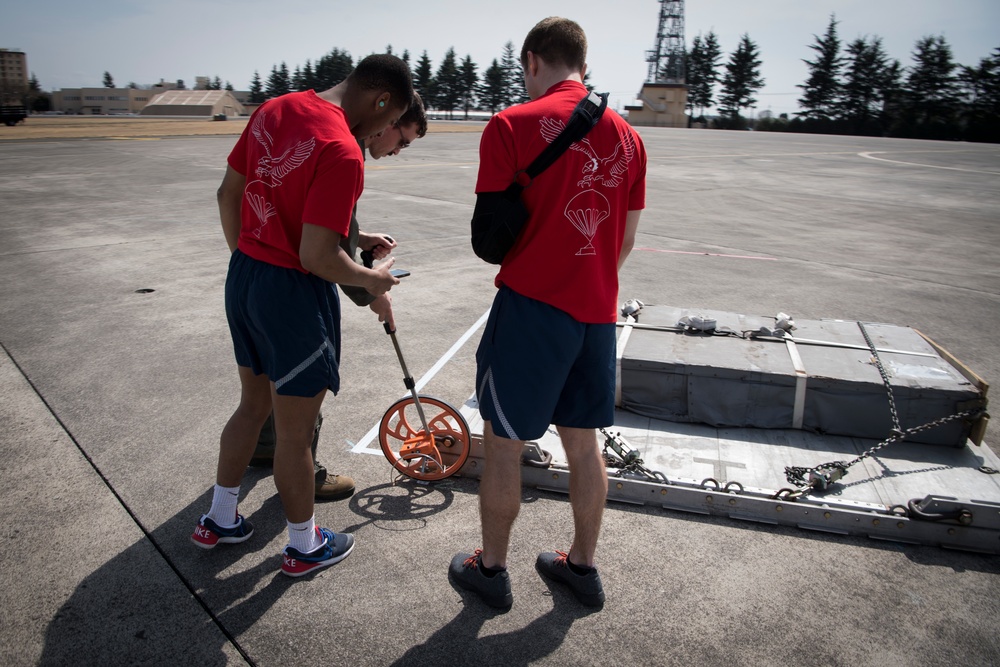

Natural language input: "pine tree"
[249,71,265,103]
[212,76,223,91]
[840,36,892,133]
[435,48,460,118]
[903,35,960,137]
[685,31,722,123]
[414,51,434,107]
[880,59,905,129]
[26,73,49,112]
[797,15,844,120]
[103,71,115,88]
[500,41,526,106]
[458,55,478,118]
[718,34,765,125]
[302,60,315,91]
[279,62,291,94]
[265,64,291,98]
[314,49,353,90]
[402,49,411,72]
[958,47,1000,142]
[478,59,505,114]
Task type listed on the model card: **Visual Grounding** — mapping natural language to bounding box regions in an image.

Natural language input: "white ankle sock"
[207,484,241,528]
[288,516,323,553]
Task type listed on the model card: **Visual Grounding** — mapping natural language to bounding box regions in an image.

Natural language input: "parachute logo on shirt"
[564,190,610,256]
[245,111,317,238]
[245,192,276,237]
[538,115,635,257]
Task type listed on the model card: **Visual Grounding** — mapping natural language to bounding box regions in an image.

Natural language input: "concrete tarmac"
[1,124,999,666]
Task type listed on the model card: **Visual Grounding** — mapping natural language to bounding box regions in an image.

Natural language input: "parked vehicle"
[1,105,28,126]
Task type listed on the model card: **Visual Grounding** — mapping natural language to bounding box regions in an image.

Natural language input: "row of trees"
[250,43,536,117]
[684,31,764,128]
[251,42,604,117]
[683,17,1000,142]
[789,16,999,142]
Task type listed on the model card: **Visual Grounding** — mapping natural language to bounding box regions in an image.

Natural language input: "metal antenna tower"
[645,0,686,84]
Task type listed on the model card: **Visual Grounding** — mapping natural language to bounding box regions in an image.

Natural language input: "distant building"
[626,83,688,128]
[0,48,29,105]
[150,79,180,94]
[139,89,245,117]
[51,87,154,115]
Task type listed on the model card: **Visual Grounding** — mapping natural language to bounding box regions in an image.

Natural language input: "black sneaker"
[448,550,513,610]
[536,550,605,608]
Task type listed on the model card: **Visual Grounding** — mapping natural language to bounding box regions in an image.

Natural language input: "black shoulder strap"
[506,91,608,197]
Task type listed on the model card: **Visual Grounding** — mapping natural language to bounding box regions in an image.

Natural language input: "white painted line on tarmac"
[350,308,491,455]
[637,247,777,261]
[858,152,1000,176]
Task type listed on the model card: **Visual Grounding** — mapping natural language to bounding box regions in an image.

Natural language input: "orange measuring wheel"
[379,395,471,481]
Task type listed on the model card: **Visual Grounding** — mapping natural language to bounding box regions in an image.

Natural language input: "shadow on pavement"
[38,469,288,665]
[391,576,598,667]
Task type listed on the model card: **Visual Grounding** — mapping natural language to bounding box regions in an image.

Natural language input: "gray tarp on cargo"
[617,306,986,447]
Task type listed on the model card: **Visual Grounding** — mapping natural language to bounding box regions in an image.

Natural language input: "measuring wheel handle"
[378,395,471,481]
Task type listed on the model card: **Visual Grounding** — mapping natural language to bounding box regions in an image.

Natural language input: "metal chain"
[600,428,668,482]
[784,321,984,491]
[858,321,902,433]
[785,407,983,488]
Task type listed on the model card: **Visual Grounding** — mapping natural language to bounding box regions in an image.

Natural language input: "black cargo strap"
[506,90,608,198]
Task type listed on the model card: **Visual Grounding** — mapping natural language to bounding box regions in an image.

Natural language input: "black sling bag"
[471,90,609,265]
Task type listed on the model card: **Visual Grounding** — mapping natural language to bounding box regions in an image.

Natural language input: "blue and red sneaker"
[191,514,254,550]
[281,527,355,577]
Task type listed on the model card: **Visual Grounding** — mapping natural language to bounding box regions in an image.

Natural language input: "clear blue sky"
[3,0,997,116]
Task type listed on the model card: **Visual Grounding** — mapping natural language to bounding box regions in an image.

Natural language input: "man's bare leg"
[272,388,327,523]
[557,425,607,568]
[479,420,524,570]
[216,366,272,488]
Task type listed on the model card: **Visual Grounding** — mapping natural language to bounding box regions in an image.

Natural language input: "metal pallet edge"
[452,439,1000,556]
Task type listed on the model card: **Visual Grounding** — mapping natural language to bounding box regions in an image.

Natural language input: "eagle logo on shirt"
[251,112,316,187]
[539,117,636,189]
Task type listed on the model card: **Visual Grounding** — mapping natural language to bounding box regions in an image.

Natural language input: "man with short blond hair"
[450,17,647,609]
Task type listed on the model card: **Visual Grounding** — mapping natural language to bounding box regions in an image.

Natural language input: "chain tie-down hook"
[907,497,974,525]
[600,428,668,482]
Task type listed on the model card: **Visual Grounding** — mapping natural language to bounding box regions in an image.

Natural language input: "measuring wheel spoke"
[378,396,472,481]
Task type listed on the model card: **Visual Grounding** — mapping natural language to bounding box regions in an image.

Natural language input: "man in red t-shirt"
[450,18,647,609]
[248,93,430,500]
[191,54,413,578]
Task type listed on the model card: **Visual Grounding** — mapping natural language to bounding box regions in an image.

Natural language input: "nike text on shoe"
[191,514,254,550]
[281,527,355,577]
[448,550,513,610]
[536,550,605,608]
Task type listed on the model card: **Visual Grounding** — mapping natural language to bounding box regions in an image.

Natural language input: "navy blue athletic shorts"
[225,249,342,397]
[475,285,615,441]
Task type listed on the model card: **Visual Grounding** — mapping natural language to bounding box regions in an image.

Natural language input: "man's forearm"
[217,166,246,253]
[618,209,642,271]
[304,244,384,290]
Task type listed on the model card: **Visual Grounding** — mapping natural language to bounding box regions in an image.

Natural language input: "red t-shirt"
[476,80,647,323]
[228,90,363,272]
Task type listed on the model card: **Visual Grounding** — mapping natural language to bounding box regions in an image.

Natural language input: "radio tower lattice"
[645,0,685,84]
